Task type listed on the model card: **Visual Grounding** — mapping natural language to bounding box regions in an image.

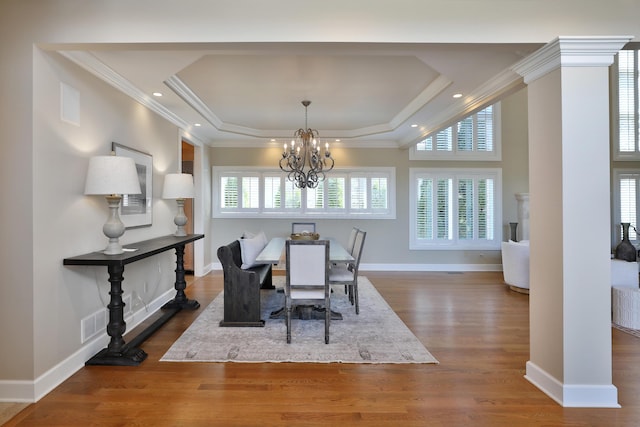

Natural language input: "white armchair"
[501,240,530,293]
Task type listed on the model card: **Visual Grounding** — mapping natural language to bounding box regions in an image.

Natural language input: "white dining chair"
[339,227,359,294]
[285,239,331,344]
[330,229,366,314]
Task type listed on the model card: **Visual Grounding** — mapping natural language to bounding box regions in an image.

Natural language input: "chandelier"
[279,100,334,189]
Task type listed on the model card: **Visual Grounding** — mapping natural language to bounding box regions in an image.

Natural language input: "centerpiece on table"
[290,231,320,240]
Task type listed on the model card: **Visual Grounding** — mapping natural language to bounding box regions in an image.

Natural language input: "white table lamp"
[162,173,194,237]
[84,155,141,255]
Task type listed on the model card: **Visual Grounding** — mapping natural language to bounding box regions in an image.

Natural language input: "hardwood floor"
[5,271,640,426]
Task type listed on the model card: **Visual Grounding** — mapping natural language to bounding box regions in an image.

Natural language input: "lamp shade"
[162,173,194,199]
[84,156,142,195]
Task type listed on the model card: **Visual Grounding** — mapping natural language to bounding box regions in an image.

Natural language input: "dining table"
[255,237,354,265]
[255,236,354,320]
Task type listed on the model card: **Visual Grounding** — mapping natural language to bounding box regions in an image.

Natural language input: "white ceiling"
[59,42,542,148]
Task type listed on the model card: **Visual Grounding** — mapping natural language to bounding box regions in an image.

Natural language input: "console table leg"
[162,244,200,310]
[86,264,147,366]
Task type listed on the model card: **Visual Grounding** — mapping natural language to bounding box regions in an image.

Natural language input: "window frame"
[409,167,503,250]
[613,168,640,244]
[212,166,396,219]
[409,103,502,161]
[613,49,640,161]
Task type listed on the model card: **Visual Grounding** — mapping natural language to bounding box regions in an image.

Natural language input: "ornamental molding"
[512,36,633,84]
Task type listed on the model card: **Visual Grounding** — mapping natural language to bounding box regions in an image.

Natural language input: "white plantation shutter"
[458,178,473,239]
[410,168,501,249]
[327,177,345,209]
[412,104,499,160]
[371,177,388,210]
[477,105,493,152]
[416,178,432,239]
[212,167,394,218]
[417,138,431,151]
[478,178,494,240]
[285,180,301,209]
[306,181,324,209]
[351,177,367,209]
[620,178,637,225]
[618,50,637,153]
[436,128,453,152]
[264,176,281,209]
[457,117,473,151]
[436,178,452,240]
[242,177,259,209]
[221,176,238,208]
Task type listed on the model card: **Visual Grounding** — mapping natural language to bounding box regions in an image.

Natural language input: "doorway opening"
[182,140,195,274]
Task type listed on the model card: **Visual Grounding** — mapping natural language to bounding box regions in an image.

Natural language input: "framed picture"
[112,142,152,228]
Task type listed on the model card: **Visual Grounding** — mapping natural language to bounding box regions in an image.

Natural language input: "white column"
[512,36,631,408]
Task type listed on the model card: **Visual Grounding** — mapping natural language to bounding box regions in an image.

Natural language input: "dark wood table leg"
[163,244,200,310]
[86,264,147,366]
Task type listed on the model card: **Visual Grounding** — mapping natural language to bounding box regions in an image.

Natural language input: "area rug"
[161,276,438,364]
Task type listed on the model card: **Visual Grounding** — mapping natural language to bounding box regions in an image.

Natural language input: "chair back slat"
[350,229,367,273]
[346,227,359,255]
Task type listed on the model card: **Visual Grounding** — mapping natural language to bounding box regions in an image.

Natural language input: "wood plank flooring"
[5,271,640,426]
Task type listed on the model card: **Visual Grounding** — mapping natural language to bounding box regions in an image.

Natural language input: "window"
[410,104,501,161]
[613,169,640,244]
[409,168,502,250]
[213,167,395,219]
[614,49,640,160]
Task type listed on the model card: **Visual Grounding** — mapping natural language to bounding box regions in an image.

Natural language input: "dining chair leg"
[325,303,330,344]
[354,283,359,315]
[286,307,292,344]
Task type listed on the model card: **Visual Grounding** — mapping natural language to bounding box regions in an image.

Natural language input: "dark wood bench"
[217,240,273,327]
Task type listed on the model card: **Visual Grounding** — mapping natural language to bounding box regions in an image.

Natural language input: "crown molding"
[58,51,191,130]
[165,74,451,142]
[397,67,525,149]
[209,138,399,149]
[512,36,633,84]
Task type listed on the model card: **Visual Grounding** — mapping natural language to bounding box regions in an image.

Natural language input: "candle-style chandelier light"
[279,100,334,189]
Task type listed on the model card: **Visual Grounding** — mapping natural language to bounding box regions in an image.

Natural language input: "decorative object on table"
[112,143,153,228]
[162,173,195,237]
[509,222,518,242]
[615,222,637,262]
[84,154,141,255]
[290,232,320,241]
[279,100,335,189]
[161,276,438,364]
[291,222,316,234]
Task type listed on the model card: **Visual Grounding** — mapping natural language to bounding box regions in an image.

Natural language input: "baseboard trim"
[525,361,620,408]
[0,288,176,403]
[211,262,503,272]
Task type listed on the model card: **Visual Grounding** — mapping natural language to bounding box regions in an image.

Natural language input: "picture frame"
[112,142,153,228]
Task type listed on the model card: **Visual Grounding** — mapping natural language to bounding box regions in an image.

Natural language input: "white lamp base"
[103,195,126,255]
[173,198,188,237]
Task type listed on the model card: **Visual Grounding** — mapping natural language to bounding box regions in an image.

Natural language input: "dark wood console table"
[63,234,204,366]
